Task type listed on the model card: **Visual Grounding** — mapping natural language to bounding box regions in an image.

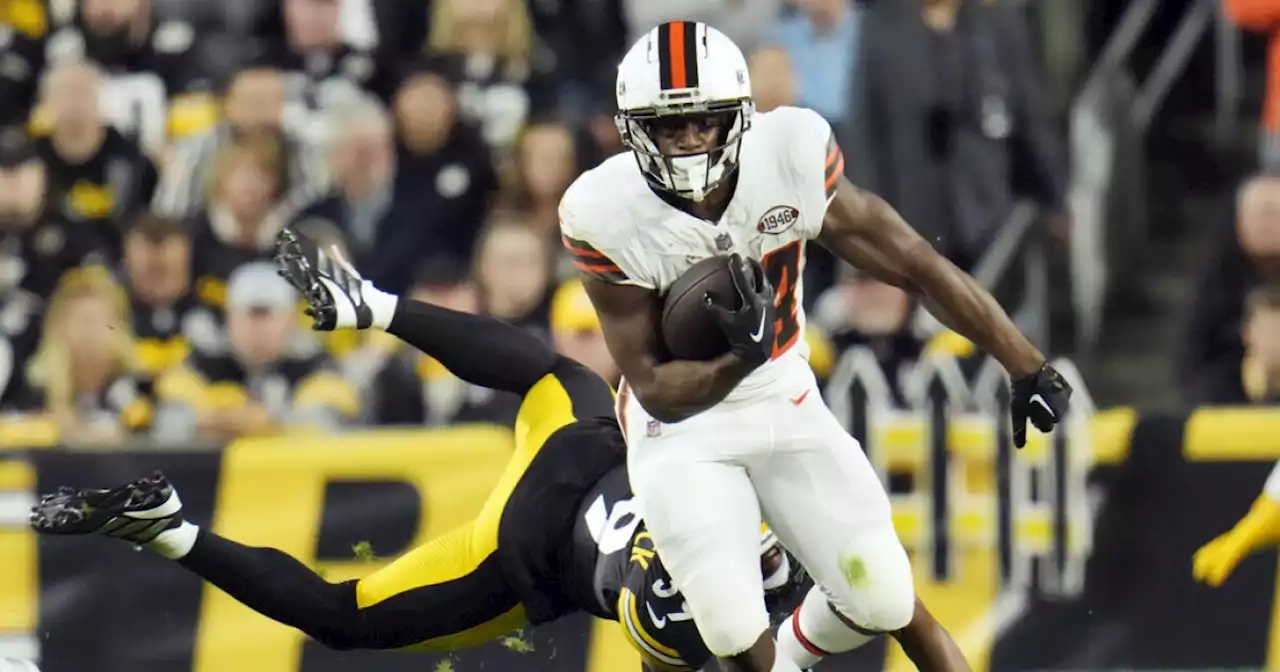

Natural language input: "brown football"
[661,256,738,361]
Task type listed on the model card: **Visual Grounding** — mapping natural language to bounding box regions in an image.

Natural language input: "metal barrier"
[1069,0,1243,357]
[825,348,1096,600]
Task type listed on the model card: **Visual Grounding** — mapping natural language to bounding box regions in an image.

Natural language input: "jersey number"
[761,240,803,358]
[650,578,694,625]
[584,494,642,555]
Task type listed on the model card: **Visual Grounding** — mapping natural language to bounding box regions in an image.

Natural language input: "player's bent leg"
[352,522,526,650]
[777,586,877,668]
[752,392,916,640]
[626,437,769,660]
[31,473,525,652]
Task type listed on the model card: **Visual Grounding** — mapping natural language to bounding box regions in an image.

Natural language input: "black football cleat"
[273,227,373,331]
[30,471,184,544]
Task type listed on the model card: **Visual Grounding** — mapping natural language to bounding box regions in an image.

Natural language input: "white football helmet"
[615,21,754,202]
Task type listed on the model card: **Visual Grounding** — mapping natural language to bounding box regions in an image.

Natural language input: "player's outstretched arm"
[1194,460,1280,586]
[582,278,754,423]
[816,174,1071,447]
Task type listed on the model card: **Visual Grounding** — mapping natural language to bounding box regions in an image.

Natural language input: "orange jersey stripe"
[573,259,623,274]
[561,235,606,258]
[824,154,844,191]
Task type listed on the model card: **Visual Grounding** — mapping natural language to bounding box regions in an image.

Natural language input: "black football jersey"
[568,464,712,670]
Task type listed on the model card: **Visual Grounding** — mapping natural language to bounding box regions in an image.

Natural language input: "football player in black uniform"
[30,228,970,671]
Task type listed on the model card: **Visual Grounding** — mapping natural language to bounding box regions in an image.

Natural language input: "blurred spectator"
[474,210,552,336]
[393,69,497,265]
[0,284,40,409]
[749,47,797,114]
[1242,285,1280,403]
[269,0,397,146]
[853,0,1067,268]
[0,24,47,126]
[771,0,859,125]
[623,0,784,58]
[1185,174,1280,403]
[814,266,922,405]
[550,278,617,387]
[21,266,151,444]
[1223,0,1280,168]
[188,135,290,310]
[38,0,219,154]
[35,60,157,255]
[154,261,358,441]
[152,65,328,221]
[122,213,220,381]
[297,94,427,293]
[423,0,555,154]
[508,120,578,237]
[0,125,106,298]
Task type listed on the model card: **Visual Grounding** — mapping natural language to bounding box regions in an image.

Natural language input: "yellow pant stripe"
[398,605,527,652]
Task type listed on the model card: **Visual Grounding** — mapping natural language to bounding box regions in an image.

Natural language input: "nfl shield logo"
[715,232,732,252]
[646,419,662,437]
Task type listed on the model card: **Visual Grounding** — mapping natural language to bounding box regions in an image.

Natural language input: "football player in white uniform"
[559,20,1073,672]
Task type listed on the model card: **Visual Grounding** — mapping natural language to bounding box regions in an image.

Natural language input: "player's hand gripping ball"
[662,254,775,366]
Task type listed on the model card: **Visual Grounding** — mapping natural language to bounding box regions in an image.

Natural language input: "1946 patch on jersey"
[757,206,800,234]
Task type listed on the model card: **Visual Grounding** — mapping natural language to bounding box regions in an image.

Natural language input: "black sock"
[177,529,372,650]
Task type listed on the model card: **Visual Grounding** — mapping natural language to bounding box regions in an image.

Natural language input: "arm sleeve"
[558,184,657,289]
[386,298,560,397]
[778,106,843,238]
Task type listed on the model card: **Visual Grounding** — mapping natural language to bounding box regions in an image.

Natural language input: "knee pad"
[831,530,915,632]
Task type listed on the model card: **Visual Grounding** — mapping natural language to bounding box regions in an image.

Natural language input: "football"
[661,256,737,361]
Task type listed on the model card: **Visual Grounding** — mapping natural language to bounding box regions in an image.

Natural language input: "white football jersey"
[560,106,845,402]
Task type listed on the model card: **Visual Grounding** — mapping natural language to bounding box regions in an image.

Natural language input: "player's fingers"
[1193,537,1227,581]
[731,261,758,301]
[1011,405,1028,448]
[1205,549,1243,587]
[1028,400,1056,432]
[703,293,732,318]
[746,258,768,292]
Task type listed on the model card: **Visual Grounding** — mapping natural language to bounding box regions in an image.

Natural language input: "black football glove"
[704,253,776,368]
[1009,363,1072,448]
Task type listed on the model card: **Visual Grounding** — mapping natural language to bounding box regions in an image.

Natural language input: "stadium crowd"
[0,0,1069,446]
